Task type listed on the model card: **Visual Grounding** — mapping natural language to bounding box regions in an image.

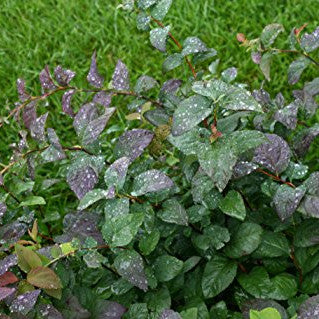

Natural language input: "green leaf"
[201,255,237,298]
[139,230,160,255]
[163,53,183,72]
[157,198,188,225]
[250,308,281,319]
[294,219,319,247]
[77,189,109,210]
[19,196,46,207]
[138,0,157,9]
[288,57,310,85]
[105,198,130,218]
[171,95,212,136]
[15,244,43,273]
[154,255,183,282]
[285,162,308,180]
[224,222,263,258]
[182,37,208,56]
[260,24,284,47]
[104,157,130,190]
[219,190,246,221]
[198,140,238,192]
[150,26,170,52]
[260,52,273,81]
[151,0,172,20]
[27,266,62,290]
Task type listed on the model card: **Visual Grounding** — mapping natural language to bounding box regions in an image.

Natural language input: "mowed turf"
[0,0,319,157]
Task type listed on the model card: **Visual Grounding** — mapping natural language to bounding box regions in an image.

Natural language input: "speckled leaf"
[0,255,18,276]
[23,103,37,130]
[221,67,237,83]
[154,255,183,282]
[0,202,6,220]
[114,250,148,291]
[293,124,319,157]
[137,12,151,31]
[82,107,115,145]
[30,112,48,142]
[253,134,291,174]
[159,309,182,319]
[41,128,66,163]
[233,161,258,179]
[182,37,208,56]
[251,51,262,64]
[198,141,238,192]
[285,162,308,180]
[150,26,170,52]
[298,294,319,319]
[224,222,263,258]
[171,95,211,136]
[17,78,29,101]
[151,0,172,20]
[301,27,319,52]
[274,99,300,129]
[131,169,174,196]
[298,195,319,218]
[39,66,56,90]
[288,57,310,85]
[38,304,64,319]
[96,300,126,319]
[87,51,104,88]
[158,198,188,225]
[260,52,273,81]
[0,287,15,301]
[139,230,160,256]
[160,79,182,95]
[27,266,62,289]
[73,103,98,136]
[114,129,154,162]
[138,0,158,9]
[61,89,76,117]
[163,53,183,73]
[10,290,41,315]
[260,24,284,47]
[93,91,112,108]
[112,59,130,91]
[202,255,237,298]
[304,172,319,195]
[54,65,75,86]
[144,108,170,126]
[134,75,158,93]
[104,157,130,190]
[78,189,110,210]
[219,190,246,221]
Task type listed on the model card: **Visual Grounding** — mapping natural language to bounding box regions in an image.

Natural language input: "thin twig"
[257,168,295,188]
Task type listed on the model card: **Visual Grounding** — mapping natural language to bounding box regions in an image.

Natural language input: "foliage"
[0,0,319,318]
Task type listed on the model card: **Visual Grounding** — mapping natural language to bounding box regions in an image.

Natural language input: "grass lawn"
[1,0,319,161]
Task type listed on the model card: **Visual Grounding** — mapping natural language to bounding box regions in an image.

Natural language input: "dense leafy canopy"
[0,1,319,318]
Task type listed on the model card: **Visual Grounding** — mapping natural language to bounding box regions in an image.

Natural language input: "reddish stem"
[257,168,295,188]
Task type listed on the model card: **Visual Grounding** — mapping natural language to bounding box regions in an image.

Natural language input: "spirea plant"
[0,0,319,318]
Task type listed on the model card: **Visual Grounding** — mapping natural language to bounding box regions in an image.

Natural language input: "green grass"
[1,0,319,160]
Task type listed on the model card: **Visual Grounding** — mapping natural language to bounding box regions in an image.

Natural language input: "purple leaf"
[0,287,15,301]
[87,51,105,88]
[251,51,262,64]
[299,195,319,218]
[82,108,115,145]
[22,103,37,130]
[273,185,306,221]
[304,172,319,195]
[274,92,285,108]
[114,250,148,291]
[62,89,76,117]
[300,26,319,53]
[39,66,56,91]
[41,128,66,163]
[104,157,130,189]
[293,89,317,116]
[0,174,3,186]
[274,99,300,129]
[131,169,174,196]
[252,89,271,106]
[0,222,28,246]
[221,67,237,83]
[159,309,182,319]
[65,295,90,318]
[93,91,112,108]
[112,59,130,91]
[10,290,41,315]
[73,103,98,136]
[67,165,98,199]
[16,79,29,101]
[0,255,18,276]
[96,300,126,319]
[54,211,104,245]
[38,304,64,319]
[30,113,48,142]
[54,65,76,86]
[253,134,291,174]
[160,79,182,95]
[288,57,310,85]
[114,129,154,162]
[298,294,319,319]
[293,124,319,157]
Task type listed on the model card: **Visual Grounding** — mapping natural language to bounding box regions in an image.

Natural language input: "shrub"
[0,0,319,318]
